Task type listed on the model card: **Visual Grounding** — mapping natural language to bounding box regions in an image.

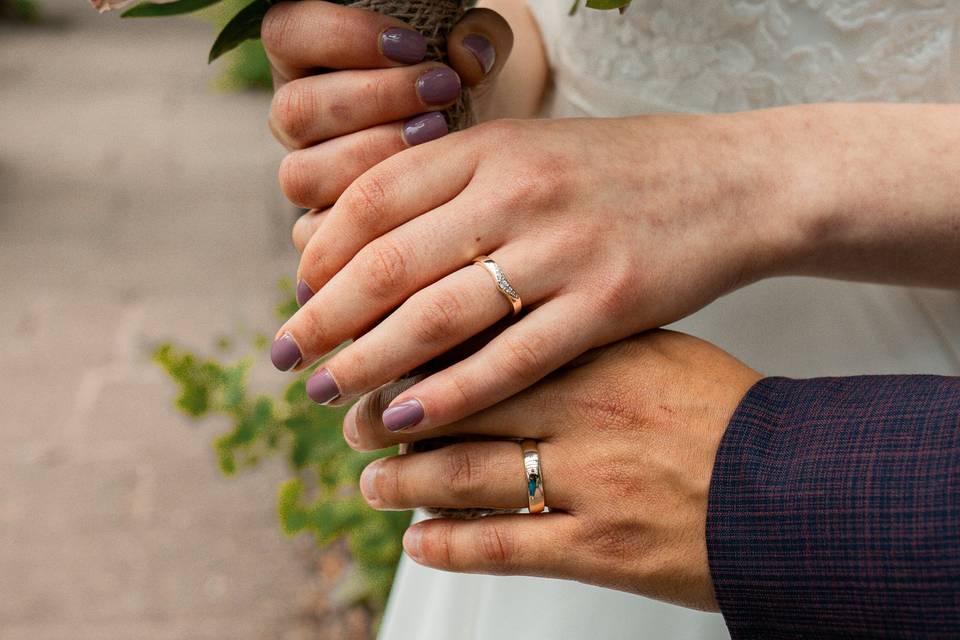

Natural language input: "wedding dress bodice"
[529,0,959,116]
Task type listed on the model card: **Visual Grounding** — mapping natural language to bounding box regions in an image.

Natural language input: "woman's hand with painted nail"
[273,112,800,427]
[345,330,762,609]
[261,0,514,226]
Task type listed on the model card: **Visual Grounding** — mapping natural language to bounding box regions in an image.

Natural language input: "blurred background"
[0,0,404,637]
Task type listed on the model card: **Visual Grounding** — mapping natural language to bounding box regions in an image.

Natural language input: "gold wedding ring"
[472,255,522,316]
[520,439,545,514]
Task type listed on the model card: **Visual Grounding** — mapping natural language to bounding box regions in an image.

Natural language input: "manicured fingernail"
[270,332,302,371]
[306,368,340,405]
[380,27,427,64]
[416,67,460,106]
[402,112,448,146]
[382,398,424,432]
[296,279,314,307]
[360,460,381,505]
[403,526,422,560]
[462,33,495,74]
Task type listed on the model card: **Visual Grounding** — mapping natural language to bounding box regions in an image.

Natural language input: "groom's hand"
[344,330,762,611]
[261,0,513,212]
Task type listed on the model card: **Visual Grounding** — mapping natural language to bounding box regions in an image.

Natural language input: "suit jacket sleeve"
[707,375,960,639]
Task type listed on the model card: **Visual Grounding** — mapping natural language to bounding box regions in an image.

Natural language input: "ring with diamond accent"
[472,255,522,316]
[520,439,545,514]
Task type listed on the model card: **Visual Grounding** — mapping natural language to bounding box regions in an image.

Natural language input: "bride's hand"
[261,0,514,209]
[345,330,762,610]
[273,114,805,431]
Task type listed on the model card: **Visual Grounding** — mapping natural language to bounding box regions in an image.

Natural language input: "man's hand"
[343,330,762,611]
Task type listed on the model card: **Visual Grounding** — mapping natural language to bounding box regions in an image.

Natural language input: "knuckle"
[496,332,550,383]
[446,370,474,412]
[359,238,409,298]
[591,458,643,504]
[366,73,394,119]
[412,288,465,345]
[300,240,331,283]
[261,4,299,55]
[477,521,515,568]
[498,160,566,211]
[422,521,456,569]
[354,128,390,171]
[334,348,378,396]
[442,446,484,499]
[278,153,316,206]
[592,258,638,317]
[575,387,644,433]
[294,308,330,356]
[341,171,391,231]
[271,81,319,148]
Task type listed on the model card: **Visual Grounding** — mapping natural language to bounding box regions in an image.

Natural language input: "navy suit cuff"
[706,375,960,639]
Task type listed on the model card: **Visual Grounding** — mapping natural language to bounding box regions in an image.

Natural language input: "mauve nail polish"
[296,279,314,306]
[380,27,427,64]
[306,368,340,405]
[271,333,301,371]
[382,399,424,432]
[416,67,461,106]
[462,33,496,74]
[403,112,448,146]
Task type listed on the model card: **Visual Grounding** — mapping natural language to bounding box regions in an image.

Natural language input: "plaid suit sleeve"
[707,376,960,639]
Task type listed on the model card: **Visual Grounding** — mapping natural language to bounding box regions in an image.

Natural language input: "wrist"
[678,109,821,290]
[722,106,843,283]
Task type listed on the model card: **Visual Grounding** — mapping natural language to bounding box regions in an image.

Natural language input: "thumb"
[447,8,513,90]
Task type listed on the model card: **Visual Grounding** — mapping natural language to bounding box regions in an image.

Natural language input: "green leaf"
[209,0,271,63]
[585,0,632,8]
[122,0,223,18]
[571,0,632,11]
[154,280,408,613]
[275,278,298,320]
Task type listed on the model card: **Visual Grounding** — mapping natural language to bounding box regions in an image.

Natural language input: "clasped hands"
[260,0,796,611]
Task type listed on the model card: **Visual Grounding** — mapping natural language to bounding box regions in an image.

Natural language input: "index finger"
[262,0,428,81]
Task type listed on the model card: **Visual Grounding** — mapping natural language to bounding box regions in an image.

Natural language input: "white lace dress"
[379,2,960,638]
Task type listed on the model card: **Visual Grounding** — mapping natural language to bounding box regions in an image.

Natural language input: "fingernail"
[270,333,302,371]
[360,460,381,505]
[402,112,448,146]
[462,33,495,74]
[343,411,360,447]
[380,27,427,64]
[306,368,341,405]
[416,67,461,106]
[382,398,424,432]
[296,279,314,307]
[404,526,422,560]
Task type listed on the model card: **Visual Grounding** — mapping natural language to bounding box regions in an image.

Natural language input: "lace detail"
[527,0,958,115]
